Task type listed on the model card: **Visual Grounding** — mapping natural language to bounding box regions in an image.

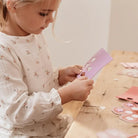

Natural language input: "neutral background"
[108,0,138,52]
[44,0,138,68]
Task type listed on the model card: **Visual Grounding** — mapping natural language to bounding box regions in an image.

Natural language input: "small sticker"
[124,110,133,114]
[112,107,124,115]
[123,102,135,107]
[131,107,138,113]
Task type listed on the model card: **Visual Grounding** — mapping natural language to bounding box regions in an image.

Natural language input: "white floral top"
[0,32,70,138]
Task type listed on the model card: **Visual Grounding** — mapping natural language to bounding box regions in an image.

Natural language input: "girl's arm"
[0,45,62,128]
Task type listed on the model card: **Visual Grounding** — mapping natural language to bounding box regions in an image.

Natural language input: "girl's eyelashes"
[39,12,49,17]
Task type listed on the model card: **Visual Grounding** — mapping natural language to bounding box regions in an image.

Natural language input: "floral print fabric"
[0,32,70,137]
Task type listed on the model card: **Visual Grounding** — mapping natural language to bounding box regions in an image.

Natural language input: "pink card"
[117,87,138,103]
[78,48,112,79]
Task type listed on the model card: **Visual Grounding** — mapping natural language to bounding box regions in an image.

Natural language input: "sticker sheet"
[77,48,112,79]
[112,102,138,124]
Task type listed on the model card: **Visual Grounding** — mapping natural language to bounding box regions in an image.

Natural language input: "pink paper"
[128,135,138,138]
[117,87,138,103]
[78,48,112,79]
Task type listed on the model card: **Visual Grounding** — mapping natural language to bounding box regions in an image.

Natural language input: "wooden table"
[63,51,138,138]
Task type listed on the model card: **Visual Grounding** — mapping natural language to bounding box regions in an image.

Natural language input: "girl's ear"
[6,0,16,12]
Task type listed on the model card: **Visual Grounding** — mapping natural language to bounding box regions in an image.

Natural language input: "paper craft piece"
[112,107,132,115]
[117,87,138,103]
[123,102,137,108]
[119,69,138,78]
[121,62,138,69]
[128,135,138,138]
[120,114,138,123]
[119,62,138,78]
[97,129,127,138]
[77,48,112,79]
[97,129,138,138]
[112,102,138,124]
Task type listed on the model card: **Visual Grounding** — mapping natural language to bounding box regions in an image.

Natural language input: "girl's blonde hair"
[0,0,6,29]
[0,0,61,30]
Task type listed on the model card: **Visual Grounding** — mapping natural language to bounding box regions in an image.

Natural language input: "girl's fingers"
[86,79,93,83]
[89,85,93,90]
[80,72,85,76]
[68,76,76,82]
[75,65,83,70]
[78,76,88,80]
[73,65,83,74]
[88,80,94,85]
[74,68,82,75]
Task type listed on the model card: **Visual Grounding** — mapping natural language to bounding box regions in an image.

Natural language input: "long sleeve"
[0,33,71,137]
[0,43,62,129]
[53,68,61,89]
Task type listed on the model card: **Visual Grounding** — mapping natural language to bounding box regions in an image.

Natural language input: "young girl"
[0,0,94,137]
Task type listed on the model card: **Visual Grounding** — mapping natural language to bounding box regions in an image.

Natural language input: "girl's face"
[7,0,60,35]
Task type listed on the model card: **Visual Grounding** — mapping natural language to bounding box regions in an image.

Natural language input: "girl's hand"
[58,76,94,104]
[58,65,83,86]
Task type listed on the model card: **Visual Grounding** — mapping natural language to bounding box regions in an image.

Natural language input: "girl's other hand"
[58,65,84,86]
[58,76,94,104]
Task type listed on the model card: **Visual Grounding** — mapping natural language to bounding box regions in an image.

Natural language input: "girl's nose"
[46,14,54,24]
[49,16,54,23]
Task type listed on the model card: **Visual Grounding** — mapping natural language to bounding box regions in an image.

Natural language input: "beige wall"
[45,0,138,68]
[108,0,138,52]
[45,0,111,67]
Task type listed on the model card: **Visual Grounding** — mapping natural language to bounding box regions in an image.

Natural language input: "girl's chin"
[32,30,44,34]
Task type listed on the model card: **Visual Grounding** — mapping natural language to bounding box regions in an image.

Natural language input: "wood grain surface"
[63,51,138,138]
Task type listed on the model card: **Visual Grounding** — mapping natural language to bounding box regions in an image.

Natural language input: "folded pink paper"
[117,87,138,103]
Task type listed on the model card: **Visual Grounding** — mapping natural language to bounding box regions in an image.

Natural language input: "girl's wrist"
[58,69,64,86]
[58,86,72,104]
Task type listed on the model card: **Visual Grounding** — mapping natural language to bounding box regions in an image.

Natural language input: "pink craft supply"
[112,107,125,115]
[123,102,136,108]
[78,48,112,79]
[118,69,138,78]
[121,62,138,69]
[112,102,138,124]
[97,129,127,138]
[117,87,138,103]
[120,114,138,123]
[128,135,138,138]
[112,107,133,115]
[131,107,138,113]
[123,110,133,115]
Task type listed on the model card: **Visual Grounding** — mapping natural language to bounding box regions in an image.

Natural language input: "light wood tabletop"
[63,50,138,138]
